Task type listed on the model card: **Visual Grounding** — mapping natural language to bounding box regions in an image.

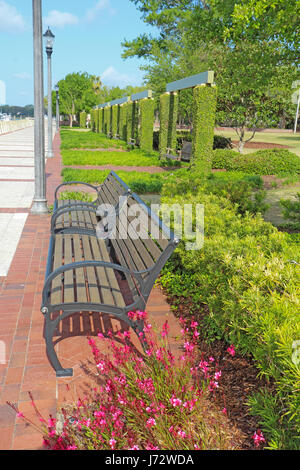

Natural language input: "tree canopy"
[122,0,299,148]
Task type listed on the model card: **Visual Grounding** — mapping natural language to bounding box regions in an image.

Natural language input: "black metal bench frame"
[42,173,179,377]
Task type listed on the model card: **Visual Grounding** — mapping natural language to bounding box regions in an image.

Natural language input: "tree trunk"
[238,140,245,153]
[69,115,73,128]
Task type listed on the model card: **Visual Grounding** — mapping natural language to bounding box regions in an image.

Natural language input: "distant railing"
[0,118,34,135]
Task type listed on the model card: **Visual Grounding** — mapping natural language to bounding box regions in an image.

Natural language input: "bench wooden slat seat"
[42,175,180,377]
[51,172,132,236]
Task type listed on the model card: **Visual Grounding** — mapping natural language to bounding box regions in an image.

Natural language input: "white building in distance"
[0,81,6,105]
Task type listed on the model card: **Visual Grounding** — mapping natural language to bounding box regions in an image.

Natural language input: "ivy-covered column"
[126,101,133,143]
[90,109,95,132]
[103,106,110,135]
[168,92,178,153]
[98,108,103,134]
[159,92,170,157]
[192,84,217,175]
[80,111,87,128]
[94,109,99,133]
[111,105,118,138]
[139,97,155,152]
[119,103,127,142]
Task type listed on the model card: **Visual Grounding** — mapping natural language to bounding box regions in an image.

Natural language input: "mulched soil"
[162,290,274,450]
[232,141,291,149]
[73,148,127,152]
[261,175,300,190]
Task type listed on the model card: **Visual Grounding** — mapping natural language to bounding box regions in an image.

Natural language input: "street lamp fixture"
[43,27,55,158]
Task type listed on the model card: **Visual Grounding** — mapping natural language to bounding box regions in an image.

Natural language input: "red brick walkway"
[0,132,182,450]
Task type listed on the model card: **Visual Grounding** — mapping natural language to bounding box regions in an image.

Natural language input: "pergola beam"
[166,71,214,93]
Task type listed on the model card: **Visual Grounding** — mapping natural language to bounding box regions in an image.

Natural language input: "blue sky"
[0,0,152,106]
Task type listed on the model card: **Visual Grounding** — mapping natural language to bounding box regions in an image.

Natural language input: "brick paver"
[0,132,182,450]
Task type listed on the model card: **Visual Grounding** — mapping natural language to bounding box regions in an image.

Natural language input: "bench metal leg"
[43,310,73,377]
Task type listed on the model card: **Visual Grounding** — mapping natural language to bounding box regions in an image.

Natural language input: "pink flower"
[170,396,182,407]
[161,321,170,337]
[190,321,198,329]
[109,438,117,450]
[177,429,186,438]
[214,371,222,381]
[146,417,156,428]
[17,412,25,419]
[252,430,266,447]
[184,341,194,353]
[96,360,106,372]
[131,445,140,450]
[222,407,227,415]
[227,344,235,357]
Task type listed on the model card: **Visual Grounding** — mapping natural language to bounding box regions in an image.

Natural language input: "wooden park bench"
[51,172,131,236]
[161,142,192,162]
[180,141,192,162]
[42,172,180,377]
[161,147,181,162]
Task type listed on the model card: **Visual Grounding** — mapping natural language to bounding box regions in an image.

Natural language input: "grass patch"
[61,168,168,194]
[60,130,128,150]
[62,148,162,167]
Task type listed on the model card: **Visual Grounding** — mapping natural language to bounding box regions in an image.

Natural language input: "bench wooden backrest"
[96,171,131,208]
[98,179,177,303]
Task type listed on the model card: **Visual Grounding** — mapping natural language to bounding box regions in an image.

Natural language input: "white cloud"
[0,1,26,32]
[44,10,79,29]
[85,0,116,23]
[13,72,32,81]
[101,66,142,88]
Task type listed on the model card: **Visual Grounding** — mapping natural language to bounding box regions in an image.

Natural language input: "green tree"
[123,0,299,151]
[57,72,98,127]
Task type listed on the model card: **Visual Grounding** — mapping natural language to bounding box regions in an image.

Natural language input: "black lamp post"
[43,27,55,158]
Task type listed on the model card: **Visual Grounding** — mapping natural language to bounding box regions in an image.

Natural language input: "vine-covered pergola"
[85,70,217,173]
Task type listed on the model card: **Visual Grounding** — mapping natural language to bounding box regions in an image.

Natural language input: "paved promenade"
[0,129,180,450]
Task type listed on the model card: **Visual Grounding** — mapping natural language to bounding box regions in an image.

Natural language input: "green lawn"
[61,168,168,194]
[62,148,163,167]
[60,129,128,150]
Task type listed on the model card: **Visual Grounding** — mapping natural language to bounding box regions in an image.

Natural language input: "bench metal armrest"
[42,261,145,306]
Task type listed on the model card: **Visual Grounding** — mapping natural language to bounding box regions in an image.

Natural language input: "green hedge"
[159,187,300,449]
[213,148,300,175]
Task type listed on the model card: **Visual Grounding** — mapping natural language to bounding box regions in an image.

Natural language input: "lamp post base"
[31,199,49,214]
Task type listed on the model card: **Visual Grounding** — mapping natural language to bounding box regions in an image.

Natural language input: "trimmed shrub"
[213,148,300,175]
[159,189,300,449]
[213,135,233,150]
